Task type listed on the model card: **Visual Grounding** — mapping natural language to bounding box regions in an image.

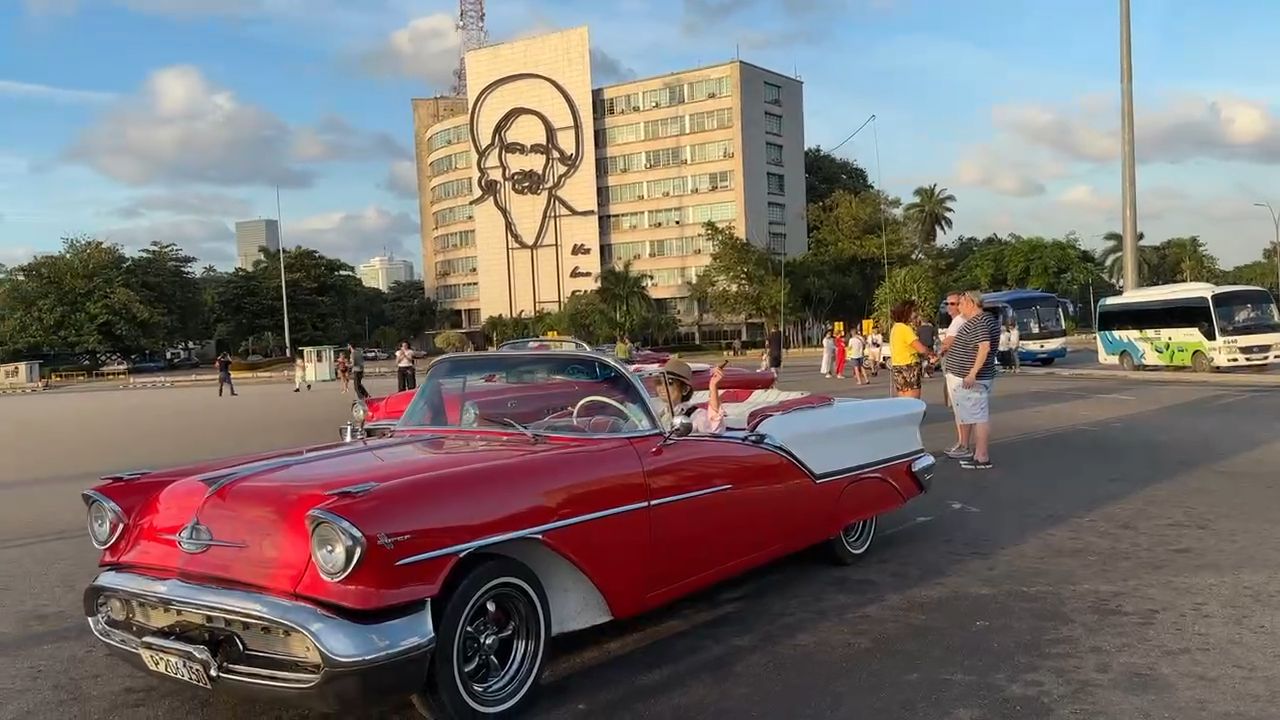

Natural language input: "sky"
[2,0,1280,271]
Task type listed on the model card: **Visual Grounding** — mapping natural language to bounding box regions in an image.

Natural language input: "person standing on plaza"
[889,301,938,399]
[938,291,967,412]
[336,352,351,394]
[615,335,633,361]
[846,328,868,385]
[348,343,369,400]
[820,329,835,378]
[1008,321,1021,373]
[997,323,1013,371]
[395,341,417,392]
[767,325,783,378]
[943,290,1000,469]
[293,352,311,392]
[866,327,884,376]
[916,314,938,378]
[216,352,236,397]
[834,329,848,379]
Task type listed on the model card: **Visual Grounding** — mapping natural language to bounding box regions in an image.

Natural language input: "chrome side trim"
[305,510,367,583]
[85,570,434,667]
[324,482,380,497]
[156,534,248,550]
[81,489,127,550]
[194,436,425,498]
[395,484,734,566]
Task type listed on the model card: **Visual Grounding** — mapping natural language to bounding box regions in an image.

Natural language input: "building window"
[436,282,479,301]
[646,266,701,287]
[644,116,684,140]
[689,170,731,193]
[645,85,686,109]
[599,92,641,117]
[604,211,646,232]
[647,177,687,198]
[643,146,682,169]
[689,76,732,101]
[765,112,783,136]
[601,122,645,145]
[649,235,716,258]
[435,256,477,277]
[601,152,644,175]
[768,232,786,254]
[430,177,472,203]
[433,203,474,228]
[602,181,645,204]
[687,108,734,134]
[428,150,472,176]
[434,230,475,252]
[462,308,482,327]
[764,82,782,106]
[426,124,469,153]
[688,201,736,224]
[767,202,786,224]
[601,241,647,264]
[766,143,784,166]
[767,172,786,196]
[648,208,682,227]
[688,140,733,164]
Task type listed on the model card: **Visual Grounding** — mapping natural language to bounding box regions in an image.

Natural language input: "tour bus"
[1095,282,1280,372]
[937,289,1069,365]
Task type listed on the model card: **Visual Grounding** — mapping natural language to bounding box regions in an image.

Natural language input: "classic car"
[345,357,776,440]
[498,336,670,365]
[81,350,935,719]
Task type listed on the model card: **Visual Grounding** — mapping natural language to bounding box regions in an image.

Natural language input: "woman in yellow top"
[889,300,939,399]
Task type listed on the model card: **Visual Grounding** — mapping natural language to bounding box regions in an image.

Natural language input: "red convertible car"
[348,355,775,440]
[82,351,935,719]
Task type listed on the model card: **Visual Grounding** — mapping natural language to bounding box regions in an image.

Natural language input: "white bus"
[1095,282,1280,372]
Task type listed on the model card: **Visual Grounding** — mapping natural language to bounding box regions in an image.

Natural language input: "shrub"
[435,331,468,353]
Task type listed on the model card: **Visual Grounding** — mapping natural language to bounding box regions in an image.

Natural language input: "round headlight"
[86,498,123,549]
[460,401,479,427]
[308,513,364,581]
[352,400,367,425]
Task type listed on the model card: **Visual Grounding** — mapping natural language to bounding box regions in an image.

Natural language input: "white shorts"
[945,374,992,424]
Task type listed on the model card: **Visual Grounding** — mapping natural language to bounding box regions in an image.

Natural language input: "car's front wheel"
[413,558,550,719]
[826,516,877,565]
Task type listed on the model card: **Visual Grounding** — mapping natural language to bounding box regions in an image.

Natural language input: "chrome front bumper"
[83,570,434,710]
[910,453,937,492]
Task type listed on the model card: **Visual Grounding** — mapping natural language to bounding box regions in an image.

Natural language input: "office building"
[358,255,415,292]
[412,26,806,329]
[234,219,280,270]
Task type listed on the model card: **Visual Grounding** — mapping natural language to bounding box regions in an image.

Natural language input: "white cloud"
[65,65,407,188]
[289,206,419,263]
[0,78,116,104]
[99,217,237,265]
[996,94,1280,165]
[1058,184,1117,214]
[361,13,460,91]
[382,159,419,199]
[114,191,252,220]
[952,145,1057,197]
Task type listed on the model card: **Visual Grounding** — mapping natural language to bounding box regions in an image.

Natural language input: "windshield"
[397,352,659,436]
[1213,289,1280,336]
[498,339,589,352]
[1010,299,1065,338]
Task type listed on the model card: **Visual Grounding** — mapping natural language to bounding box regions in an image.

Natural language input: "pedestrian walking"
[834,330,848,379]
[846,328,869,384]
[395,341,417,392]
[890,301,938,399]
[820,330,835,378]
[866,327,884,376]
[337,352,351,394]
[767,326,783,378]
[1009,322,1022,373]
[293,353,311,392]
[998,324,1013,371]
[943,290,1000,469]
[348,343,370,400]
[732,338,742,357]
[216,352,236,397]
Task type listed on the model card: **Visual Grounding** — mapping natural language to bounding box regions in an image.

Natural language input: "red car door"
[631,435,807,602]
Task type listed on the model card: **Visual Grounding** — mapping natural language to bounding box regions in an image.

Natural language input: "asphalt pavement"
[4,367,1280,719]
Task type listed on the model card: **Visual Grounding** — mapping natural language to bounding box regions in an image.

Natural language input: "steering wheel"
[564,364,592,380]
[572,395,639,429]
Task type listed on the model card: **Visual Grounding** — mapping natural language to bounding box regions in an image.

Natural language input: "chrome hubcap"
[457,589,539,707]
[841,519,874,553]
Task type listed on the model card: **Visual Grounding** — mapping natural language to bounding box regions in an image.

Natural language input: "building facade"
[358,255,415,291]
[234,219,281,271]
[412,26,806,329]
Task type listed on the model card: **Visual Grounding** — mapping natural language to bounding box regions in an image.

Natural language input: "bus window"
[1212,289,1280,337]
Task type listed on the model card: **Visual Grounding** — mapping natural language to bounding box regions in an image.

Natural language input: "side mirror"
[670,414,694,438]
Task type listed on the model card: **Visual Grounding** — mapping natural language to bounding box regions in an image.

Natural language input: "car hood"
[112,434,566,594]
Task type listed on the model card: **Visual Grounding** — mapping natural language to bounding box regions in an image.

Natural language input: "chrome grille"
[1241,345,1270,355]
[121,597,321,664]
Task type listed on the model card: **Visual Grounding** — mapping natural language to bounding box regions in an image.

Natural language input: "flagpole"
[276,185,292,357]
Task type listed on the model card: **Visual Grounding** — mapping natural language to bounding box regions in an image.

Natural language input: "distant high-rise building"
[235,219,281,270]
[358,255,415,292]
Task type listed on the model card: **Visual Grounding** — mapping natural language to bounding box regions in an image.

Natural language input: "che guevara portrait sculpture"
[468,73,595,249]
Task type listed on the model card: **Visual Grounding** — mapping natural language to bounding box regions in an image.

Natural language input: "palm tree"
[1097,230,1148,286]
[903,184,957,249]
[596,260,653,335]
[1163,236,1216,283]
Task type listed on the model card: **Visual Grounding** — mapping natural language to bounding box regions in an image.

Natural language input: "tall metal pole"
[1120,0,1141,290]
[276,186,292,357]
[872,116,889,277]
[1254,203,1280,296]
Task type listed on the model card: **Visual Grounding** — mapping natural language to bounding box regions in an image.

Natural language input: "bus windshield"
[1009,299,1065,339]
[1213,289,1280,336]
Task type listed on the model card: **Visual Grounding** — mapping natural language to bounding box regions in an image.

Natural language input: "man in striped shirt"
[942,290,1000,469]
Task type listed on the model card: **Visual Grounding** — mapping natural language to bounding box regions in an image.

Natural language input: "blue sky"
[3,0,1279,269]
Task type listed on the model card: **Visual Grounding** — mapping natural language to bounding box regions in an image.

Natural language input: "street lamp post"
[1119,0,1141,291]
[1253,202,1280,296]
[276,187,292,357]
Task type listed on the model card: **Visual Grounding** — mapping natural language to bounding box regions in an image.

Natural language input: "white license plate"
[140,648,213,689]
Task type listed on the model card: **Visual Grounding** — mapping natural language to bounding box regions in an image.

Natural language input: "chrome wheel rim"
[841,518,875,554]
[454,582,542,710]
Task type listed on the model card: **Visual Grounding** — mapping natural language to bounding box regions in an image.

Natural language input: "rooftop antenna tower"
[452,0,488,97]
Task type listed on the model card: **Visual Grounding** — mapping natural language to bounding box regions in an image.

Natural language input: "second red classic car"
[82,351,934,719]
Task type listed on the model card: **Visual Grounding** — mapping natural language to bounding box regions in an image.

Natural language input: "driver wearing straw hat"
[649,359,726,435]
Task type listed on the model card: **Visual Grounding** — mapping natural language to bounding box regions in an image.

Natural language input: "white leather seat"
[688,389,811,429]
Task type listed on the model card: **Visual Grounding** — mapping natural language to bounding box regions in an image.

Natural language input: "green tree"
[434,330,468,353]
[1159,236,1219,283]
[127,241,204,347]
[872,266,939,329]
[1097,230,1149,286]
[903,183,957,251]
[700,222,787,323]
[595,260,653,335]
[384,280,438,342]
[804,147,872,207]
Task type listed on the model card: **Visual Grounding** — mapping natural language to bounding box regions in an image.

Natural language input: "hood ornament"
[163,520,247,554]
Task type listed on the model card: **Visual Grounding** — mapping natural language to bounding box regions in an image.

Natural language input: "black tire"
[1191,351,1213,373]
[1119,351,1136,372]
[412,558,550,720]
[826,516,877,566]
[1039,358,1055,366]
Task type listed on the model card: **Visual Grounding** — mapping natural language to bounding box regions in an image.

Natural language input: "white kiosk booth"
[0,361,41,389]
[302,346,338,383]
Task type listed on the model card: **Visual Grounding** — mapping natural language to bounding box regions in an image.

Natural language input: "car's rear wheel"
[827,516,877,565]
[1038,358,1055,366]
[412,558,550,719]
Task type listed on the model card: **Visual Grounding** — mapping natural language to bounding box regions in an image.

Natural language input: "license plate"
[140,648,213,689]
